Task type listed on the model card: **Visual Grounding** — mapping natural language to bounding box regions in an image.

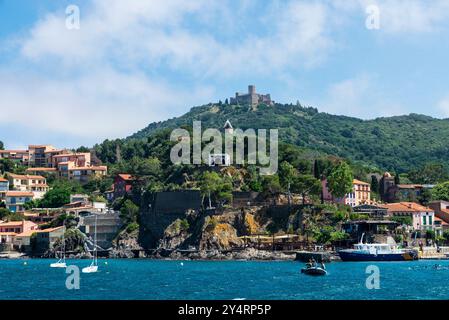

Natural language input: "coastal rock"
[110,228,143,258]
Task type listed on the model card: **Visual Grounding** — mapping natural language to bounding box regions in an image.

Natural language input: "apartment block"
[7,173,49,199]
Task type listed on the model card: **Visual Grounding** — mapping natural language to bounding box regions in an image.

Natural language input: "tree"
[261,175,282,197]
[394,172,400,185]
[39,180,82,208]
[418,188,432,206]
[432,182,449,201]
[0,208,11,220]
[0,159,15,174]
[76,146,90,153]
[120,200,140,226]
[199,171,222,209]
[279,161,296,204]
[408,162,449,184]
[291,174,322,205]
[370,175,379,194]
[0,141,3,150]
[40,188,70,208]
[327,162,353,199]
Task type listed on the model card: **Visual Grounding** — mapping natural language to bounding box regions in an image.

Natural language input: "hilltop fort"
[230,85,273,109]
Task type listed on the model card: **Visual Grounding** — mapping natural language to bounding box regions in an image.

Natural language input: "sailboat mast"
[62,219,66,260]
[94,215,97,265]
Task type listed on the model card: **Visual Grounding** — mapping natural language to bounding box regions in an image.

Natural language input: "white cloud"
[2,0,449,147]
[437,96,449,118]
[319,75,406,119]
[0,68,214,140]
[20,0,335,75]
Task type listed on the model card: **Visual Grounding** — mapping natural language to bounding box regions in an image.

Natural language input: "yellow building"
[345,179,371,207]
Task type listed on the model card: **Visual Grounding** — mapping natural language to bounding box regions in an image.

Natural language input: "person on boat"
[310,258,317,267]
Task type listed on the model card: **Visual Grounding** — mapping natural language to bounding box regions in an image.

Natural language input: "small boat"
[82,215,98,274]
[50,260,67,268]
[50,223,67,268]
[301,263,327,276]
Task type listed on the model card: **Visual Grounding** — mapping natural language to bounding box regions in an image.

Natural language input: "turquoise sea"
[1,259,449,300]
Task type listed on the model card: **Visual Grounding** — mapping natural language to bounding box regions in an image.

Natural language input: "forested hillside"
[129,102,449,172]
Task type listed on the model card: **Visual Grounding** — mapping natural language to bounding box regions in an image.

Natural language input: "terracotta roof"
[40,226,64,233]
[434,216,449,226]
[380,202,433,213]
[0,221,23,227]
[0,150,28,153]
[7,173,45,180]
[397,184,423,189]
[15,230,40,237]
[26,168,57,172]
[0,178,7,182]
[53,153,89,158]
[44,149,65,153]
[118,174,135,181]
[28,145,55,149]
[353,179,370,185]
[0,232,17,236]
[69,166,107,171]
[6,191,34,197]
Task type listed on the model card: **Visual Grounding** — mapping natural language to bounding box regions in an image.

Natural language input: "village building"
[428,200,449,230]
[0,220,38,234]
[25,167,57,175]
[342,220,399,243]
[113,174,136,200]
[70,194,90,204]
[352,204,388,219]
[0,149,30,165]
[322,179,371,207]
[51,152,91,169]
[5,191,34,212]
[0,177,9,201]
[378,172,434,203]
[34,226,65,254]
[6,173,49,199]
[380,202,435,232]
[28,145,57,167]
[79,213,122,249]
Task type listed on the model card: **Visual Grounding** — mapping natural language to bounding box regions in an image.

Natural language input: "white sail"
[82,215,98,273]
[50,224,67,268]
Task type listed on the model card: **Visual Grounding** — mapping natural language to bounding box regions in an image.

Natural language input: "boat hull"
[301,267,327,276]
[82,266,98,273]
[50,262,67,268]
[338,250,418,262]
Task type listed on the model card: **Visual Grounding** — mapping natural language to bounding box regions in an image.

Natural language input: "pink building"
[0,220,38,234]
[52,152,91,169]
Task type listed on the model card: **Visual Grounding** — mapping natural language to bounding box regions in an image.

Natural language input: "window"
[429,216,433,225]
[423,216,427,225]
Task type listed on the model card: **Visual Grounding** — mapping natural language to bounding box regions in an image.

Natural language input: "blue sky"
[1,0,449,149]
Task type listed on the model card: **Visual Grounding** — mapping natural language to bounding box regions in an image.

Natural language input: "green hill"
[129,102,449,172]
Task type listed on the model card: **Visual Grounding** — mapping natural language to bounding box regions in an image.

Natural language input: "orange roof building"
[381,202,435,231]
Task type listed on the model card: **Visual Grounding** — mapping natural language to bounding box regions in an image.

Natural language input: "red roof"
[118,174,135,181]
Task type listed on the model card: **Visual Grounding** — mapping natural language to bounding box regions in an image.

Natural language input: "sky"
[1,0,449,149]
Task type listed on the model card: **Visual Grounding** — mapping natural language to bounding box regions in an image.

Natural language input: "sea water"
[0,259,449,300]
